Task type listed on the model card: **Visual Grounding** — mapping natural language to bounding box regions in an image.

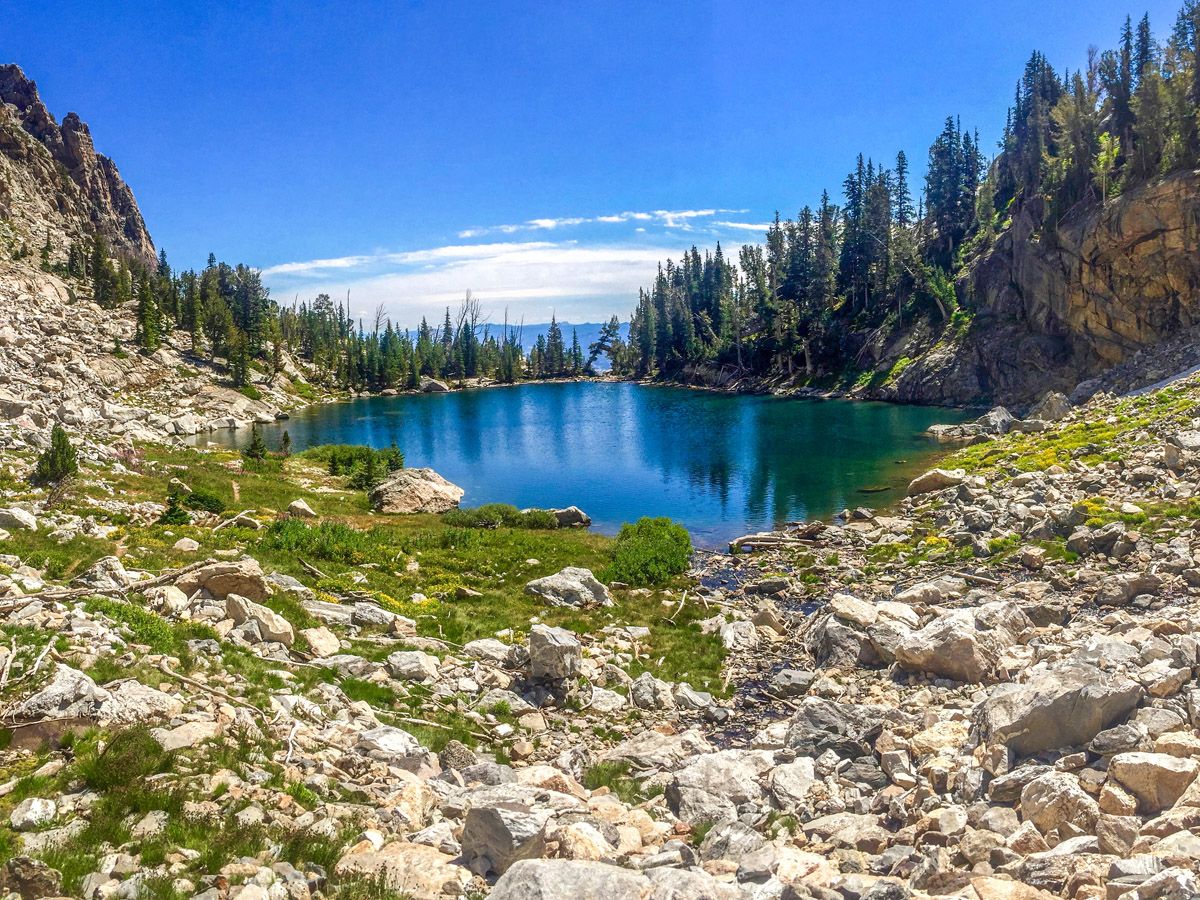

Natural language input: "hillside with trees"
[612,3,1200,406]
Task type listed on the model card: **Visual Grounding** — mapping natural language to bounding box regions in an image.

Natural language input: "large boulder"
[665,749,769,825]
[907,468,965,497]
[6,664,110,721]
[176,558,272,602]
[225,594,295,645]
[551,507,592,528]
[461,803,552,875]
[369,468,464,514]
[524,567,612,609]
[602,728,713,770]
[527,625,581,681]
[1020,771,1099,834]
[97,680,183,725]
[895,601,1030,683]
[1108,752,1200,813]
[1027,391,1071,422]
[974,662,1143,756]
[335,840,470,896]
[419,376,450,393]
[0,508,37,532]
[489,860,650,900]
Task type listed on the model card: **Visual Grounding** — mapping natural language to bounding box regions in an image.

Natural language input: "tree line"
[612,2,1200,381]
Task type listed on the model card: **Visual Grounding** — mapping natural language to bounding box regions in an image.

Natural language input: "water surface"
[200,382,967,547]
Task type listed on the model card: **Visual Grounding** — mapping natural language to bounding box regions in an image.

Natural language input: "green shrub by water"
[443,503,558,530]
[604,516,692,586]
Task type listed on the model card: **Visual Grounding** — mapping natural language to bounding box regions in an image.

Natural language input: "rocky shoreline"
[0,358,1197,897]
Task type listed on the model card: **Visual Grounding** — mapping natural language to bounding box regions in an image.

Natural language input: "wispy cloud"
[713,220,771,232]
[263,240,677,326]
[456,208,748,238]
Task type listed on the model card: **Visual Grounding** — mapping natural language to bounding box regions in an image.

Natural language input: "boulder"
[225,594,294,645]
[665,749,769,825]
[975,662,1143,756]
[97,680,183,725]
[419,376,450,393]
[0,856,62,899]
[524,567,613,608]
[1019,771,1099,834]
[907,468,965,496]
[0,508,37,531]
[9,798,55,832]
[602,728,713,770]
[176,558,272,602]
[369,468,464,514]
[1026,391,1071,422]
[72,555,135,591]
[356,725,424,759]
[461,803,552,875]
[551,506,592,528]
[894,602,1030,683]
[489,860,651,900]
[300,626,340,658]
[386,650,440,683]
[287,498,317,518]
[1108,752,1200,813]
[6,664,110,721]
[977,406,1017,434]
[528,625,581,681]
[334,840,470,896]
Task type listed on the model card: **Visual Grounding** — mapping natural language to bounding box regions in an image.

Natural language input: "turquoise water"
[200,382,967,547]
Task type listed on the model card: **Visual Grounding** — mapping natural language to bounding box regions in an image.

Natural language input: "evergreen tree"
[243,425,268,462]
[136,275,160,351]
[31,425,78,486]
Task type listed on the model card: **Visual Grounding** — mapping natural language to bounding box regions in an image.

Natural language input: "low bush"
[443,503,558,530]
[603,516,692,586]
[258,519,392,566]
[184,488,227,514]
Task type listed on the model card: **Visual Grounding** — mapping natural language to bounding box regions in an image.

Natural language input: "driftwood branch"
[2,558,213,609]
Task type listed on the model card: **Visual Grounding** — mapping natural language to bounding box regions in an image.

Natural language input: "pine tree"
[243,424,268,462]
[31,425,78,485]
[280,430,292,457]
[893,151,914,227]
[136,275,160,351]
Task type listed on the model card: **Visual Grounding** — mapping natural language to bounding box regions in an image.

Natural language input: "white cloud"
[454,208,748,239]
[265,240,678,327]
[713,220,771,232]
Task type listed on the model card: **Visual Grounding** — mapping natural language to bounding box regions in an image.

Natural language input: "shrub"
[184,488,226,514]
[157,493,190,525]
[78,726,173,792]
[31,424,79,485]
[443,503,558,530]
[604,517,692,586]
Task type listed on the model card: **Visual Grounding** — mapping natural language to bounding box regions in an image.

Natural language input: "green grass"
[949,385,1196,475]
[582,760,662,805]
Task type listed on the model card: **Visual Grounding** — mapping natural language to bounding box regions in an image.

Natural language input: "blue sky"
[9,0,1184,326]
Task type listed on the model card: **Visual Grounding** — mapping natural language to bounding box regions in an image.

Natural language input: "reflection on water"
[196,382,968,547]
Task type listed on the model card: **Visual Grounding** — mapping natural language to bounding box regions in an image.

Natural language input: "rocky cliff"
[867,170,1200,408]
[0,64,155,265]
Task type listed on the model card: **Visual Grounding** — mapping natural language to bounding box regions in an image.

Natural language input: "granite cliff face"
[878,170,1200,407]
[0,64,154,265]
